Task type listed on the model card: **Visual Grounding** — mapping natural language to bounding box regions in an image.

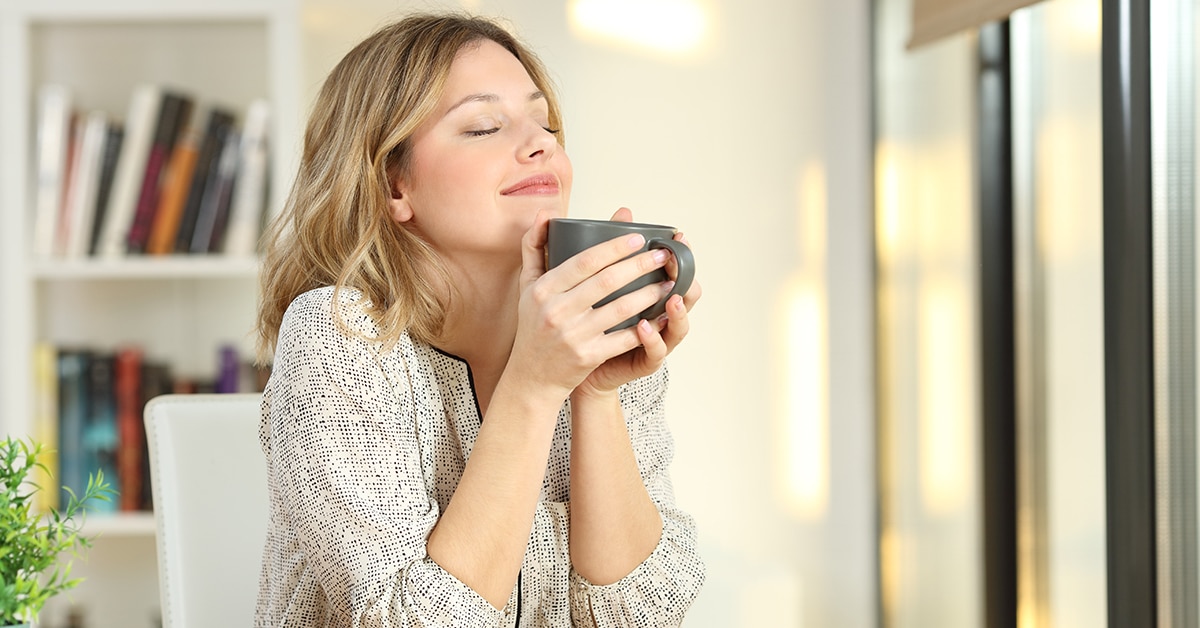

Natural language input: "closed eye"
[466,128,500,137]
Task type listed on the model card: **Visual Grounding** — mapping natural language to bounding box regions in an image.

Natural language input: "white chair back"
[144,393,266,628]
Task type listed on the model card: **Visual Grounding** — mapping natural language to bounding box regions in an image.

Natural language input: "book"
[222,99,270,256]
[145,123,201,255]
[114,347,144,511]
[88,124,125,256]
[127,91,194,254]
[61,111,110,259]
[215,345,241,393]
[188,125,240,253]
[175,108,236,253]
[96,84,164,258]
[53,113,82,257]
[189,127,241,253]
[82,353,119,514]
[57,349,91,508]
[32,84,73,260]
[32,342,60,513]
[139,360,174,510]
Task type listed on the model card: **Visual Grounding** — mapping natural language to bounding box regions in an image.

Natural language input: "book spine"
[33,85,72,260]
[146,126,201,255]
[52,113,82,257]
[127,93,193,254]
[83,354,119,514]
[190,129,241,253]
[114,347,144,511]
[63,111,110,259]
[96,84,163,258]
[57,349,91,507]
[139,361,173,511]
[89,125,125,256]
[223,99,271,256]
[32,342,60,513]
[176,109,235,253]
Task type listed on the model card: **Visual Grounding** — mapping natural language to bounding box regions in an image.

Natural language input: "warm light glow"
[568,0,710,55]
[879,527,902,618]
[1028,0,1100,53]
[918,278,972,515]
[774,159,830,521]
[875,142,903,263]
[779,278,829,520]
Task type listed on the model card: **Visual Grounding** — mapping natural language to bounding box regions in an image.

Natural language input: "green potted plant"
[0,437,114,627]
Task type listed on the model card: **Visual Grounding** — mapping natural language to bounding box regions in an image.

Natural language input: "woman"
[254,13,705,627]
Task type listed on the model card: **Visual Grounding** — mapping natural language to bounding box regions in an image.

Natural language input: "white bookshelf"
[0,2,300,626]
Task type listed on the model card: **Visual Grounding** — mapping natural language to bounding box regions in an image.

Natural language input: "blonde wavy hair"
[255,13,564,363]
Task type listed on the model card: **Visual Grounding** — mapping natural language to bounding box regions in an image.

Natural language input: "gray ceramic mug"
[546,218,695,331]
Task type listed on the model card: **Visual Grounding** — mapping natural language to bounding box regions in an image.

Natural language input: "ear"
[388,176,414,223]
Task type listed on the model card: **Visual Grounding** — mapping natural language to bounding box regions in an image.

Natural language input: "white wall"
[303,1,875,625]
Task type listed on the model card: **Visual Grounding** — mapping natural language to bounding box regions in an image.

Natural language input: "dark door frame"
[1101,0,1158,625]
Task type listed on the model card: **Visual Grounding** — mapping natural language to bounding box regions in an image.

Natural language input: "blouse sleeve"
[262,290,507,627]
[568,365,707,627]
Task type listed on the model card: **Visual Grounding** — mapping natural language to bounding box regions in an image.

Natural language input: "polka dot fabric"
[255,286,706,627]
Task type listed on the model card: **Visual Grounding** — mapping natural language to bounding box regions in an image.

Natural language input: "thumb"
[610,206,633,223]
[520,210,552,286]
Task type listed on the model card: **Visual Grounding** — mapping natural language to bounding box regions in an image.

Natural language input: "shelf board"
[79,511,157,537]
[33,256,260,280]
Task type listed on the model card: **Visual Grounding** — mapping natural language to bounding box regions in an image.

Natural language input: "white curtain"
[909,0,1043,47]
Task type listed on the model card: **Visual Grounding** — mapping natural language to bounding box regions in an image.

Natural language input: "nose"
[519,121,558,162]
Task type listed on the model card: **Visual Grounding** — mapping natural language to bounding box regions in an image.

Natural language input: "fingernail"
[660,280,676,293]
[628,234,646,249]
[652,249,670,264]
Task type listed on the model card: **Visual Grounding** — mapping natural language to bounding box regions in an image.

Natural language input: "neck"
[434,254,521,409]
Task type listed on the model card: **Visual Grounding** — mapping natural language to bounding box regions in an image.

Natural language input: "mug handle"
[645,237,695,318]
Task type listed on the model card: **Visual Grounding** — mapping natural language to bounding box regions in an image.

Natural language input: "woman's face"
[390,39,573,264]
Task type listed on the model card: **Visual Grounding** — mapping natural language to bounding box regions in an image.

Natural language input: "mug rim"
[549,217,676,231]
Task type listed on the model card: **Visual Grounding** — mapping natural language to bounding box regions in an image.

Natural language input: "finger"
[570,248,676,324]
[610,207,633,222]
[635,318,669,363]
[543,232,654,297]
[520,210,553,285]
[586,277,675,335]
[658,293,691,351]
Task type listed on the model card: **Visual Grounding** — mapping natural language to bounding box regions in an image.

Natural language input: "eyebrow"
[445,90,547,116]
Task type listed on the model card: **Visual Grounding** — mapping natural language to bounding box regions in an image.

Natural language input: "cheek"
[558,152,574,195]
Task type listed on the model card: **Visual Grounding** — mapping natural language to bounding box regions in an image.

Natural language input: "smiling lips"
[501,174,559,196]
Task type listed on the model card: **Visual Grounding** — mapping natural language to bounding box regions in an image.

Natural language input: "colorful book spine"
[32,342,60,513]
[96,84,163,258]
[127,92,194,254]
[146,124,201,255]
[56,349,91,507]
[175,108,236,253]
[82,354,119,514]
[115,347,145,511]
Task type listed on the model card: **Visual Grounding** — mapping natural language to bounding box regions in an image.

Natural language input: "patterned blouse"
[255,286,706,627]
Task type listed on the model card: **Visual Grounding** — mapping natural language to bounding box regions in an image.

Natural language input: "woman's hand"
[573,207,702,399]
[505,210,684,400]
